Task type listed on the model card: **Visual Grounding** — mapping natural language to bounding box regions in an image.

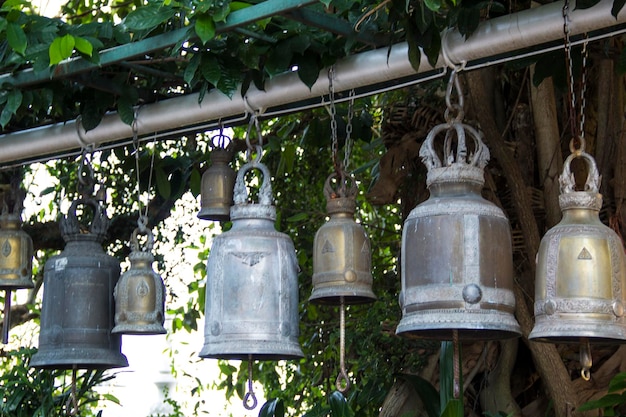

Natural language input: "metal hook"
[580,338,592,381]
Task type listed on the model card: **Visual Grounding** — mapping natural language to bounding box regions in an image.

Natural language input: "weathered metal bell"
[31,198,128,369]
[113,225,166,335]
[0,210,33,290]
[197,143,236,222]
[310,173,375,305]
[396,119,521,341]
[530,150,626,344]
[200,160,304,360]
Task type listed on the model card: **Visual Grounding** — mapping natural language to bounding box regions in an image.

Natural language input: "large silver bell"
[530,150,626,345]
[396,116,521,341]
[31,198,128,369]
[310,173,375,305]
[197,136,236,222]
[113,224,166,335]
[199,160,304,360]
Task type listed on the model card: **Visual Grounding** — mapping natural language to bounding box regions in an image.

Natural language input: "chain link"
[328,67,340,174]
[343,89,355,172]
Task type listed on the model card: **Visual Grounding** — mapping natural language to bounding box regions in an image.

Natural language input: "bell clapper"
[580,338,592,381]
[452,329,461,400]
[67,365,78,416]
[243,355,258,410]
[2,290,10,344]
[336,296,351,393]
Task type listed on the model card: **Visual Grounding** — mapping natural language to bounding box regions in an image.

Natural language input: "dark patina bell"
[396,118,521,341]
[113,224,166,335]
[31,198,128,369]
[0,209,33,290]
[197,138,236,222]
[310,173,375,305]
[530,150,626,347]
[200,160,304,360]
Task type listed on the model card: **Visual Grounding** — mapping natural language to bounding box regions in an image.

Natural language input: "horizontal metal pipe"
[0,0,624,165]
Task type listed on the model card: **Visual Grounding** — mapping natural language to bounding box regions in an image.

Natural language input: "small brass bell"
[310,173,375,305]
[31,197,128,369]
[200,160,304,360]
[396,78,521,341]
[113,220,166,335]
[530,147,626,379]
[197,134,236,222]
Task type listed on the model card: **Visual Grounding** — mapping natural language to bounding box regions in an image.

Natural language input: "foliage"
[578,372,626,416]
[0,347,117,416]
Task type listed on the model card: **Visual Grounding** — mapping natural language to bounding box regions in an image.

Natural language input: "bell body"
[198,148,236,221]
[31,199,128,369]
[310,196,375,304]
[397,178,520,340]
[530,153,626,344]
[0,213,33,289]
[200,161,304,360]
[113,251,166,335]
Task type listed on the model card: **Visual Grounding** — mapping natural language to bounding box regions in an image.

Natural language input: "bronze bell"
[530,150,626,347]
[396,119,521,341]
[0,209,33,290]
[113,224,166,335]
[31,198,128,369]
[199,160,304,360]
[197,137,236,221]
[310,173,375,305]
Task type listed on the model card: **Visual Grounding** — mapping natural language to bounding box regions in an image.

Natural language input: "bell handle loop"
[420,121,489,171]
[580,338,592,381]
[324,172,357,201]
[233,160,272,206]
[211,132,231,150]
[131,224,154,253]
[67,197,106,234]
[559,149,601,194]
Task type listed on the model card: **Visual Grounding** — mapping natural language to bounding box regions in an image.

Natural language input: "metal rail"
[0,0,624,166]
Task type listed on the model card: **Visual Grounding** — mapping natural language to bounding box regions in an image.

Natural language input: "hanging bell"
[199,160,304,360]
[396,117,521,341]
[310,173,375,305]
[197,135,236,222]
[530,150,626,345]
[31,198,128,369]
[112,224,166,335]
[0,208,33,290]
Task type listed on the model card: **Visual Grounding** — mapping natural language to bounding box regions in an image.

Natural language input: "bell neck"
[426,164,485,197]
[326,197,356,219]
[0,213,21,229]
[559,190,603,224]
[428,179,484,197]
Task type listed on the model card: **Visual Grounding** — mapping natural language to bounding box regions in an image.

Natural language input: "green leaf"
[49,34,75,65]
[329,391,353,417]
[439,341,454,412]
[123,5,176,31]
[259,398,285,417]
[117,96,134,126]
[296,52,319,89]
[201,55,221,86]
[576,0,601,8]
[212,2,230,21]
[155,167,171,199]
[440,399,464,417]
[5,89,22,115]
[612,0,626,17]
[73,36,93,57]
[579,393,624,411]
[286,212,308,222]
[7,22,27,55]
[398,374,440,417]
[424,0,441,12]
[189,168,201,197]
[195,13,216,45]
[184,53,202,87]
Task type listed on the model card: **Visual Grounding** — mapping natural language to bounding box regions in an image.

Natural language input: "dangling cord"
[67,364,78,416]
[243,355,258,410]
[336,295,351,393]
[580,338,592,381]
[452,329,461,400]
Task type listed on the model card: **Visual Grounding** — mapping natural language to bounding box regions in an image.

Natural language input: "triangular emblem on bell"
[530,149,626,345]
[396,106,521,341]
[199,160,304,360]
[310,173,376,305]
[197,134,236,222]
[113,221,166,335]
[31,197,128,369]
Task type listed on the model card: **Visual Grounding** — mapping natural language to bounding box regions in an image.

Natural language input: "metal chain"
[343,89,356,173]
[245,113,264,163]
[328,67,340,174]
[444,69,465,124]
[563,0,589,151]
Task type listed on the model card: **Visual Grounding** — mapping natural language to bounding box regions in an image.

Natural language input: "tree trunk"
[479,339,522,417]
[465,68,583,417]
